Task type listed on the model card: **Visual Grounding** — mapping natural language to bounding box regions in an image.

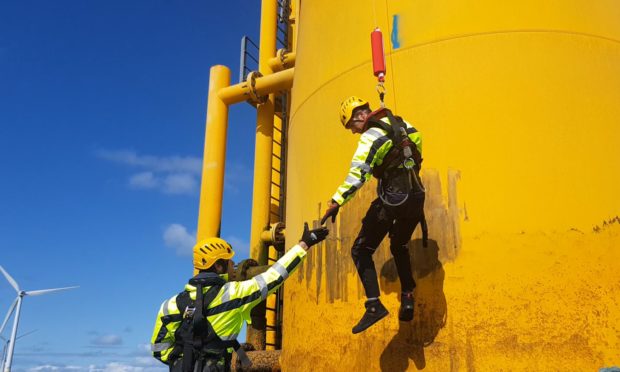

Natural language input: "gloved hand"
[320,200,340,225]
[299,222,329,249]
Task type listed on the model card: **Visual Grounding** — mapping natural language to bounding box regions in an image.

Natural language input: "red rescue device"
[371,27,386,82]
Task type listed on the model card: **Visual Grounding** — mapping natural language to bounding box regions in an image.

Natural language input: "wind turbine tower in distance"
[0,265,78,372]
[0,330,37,371]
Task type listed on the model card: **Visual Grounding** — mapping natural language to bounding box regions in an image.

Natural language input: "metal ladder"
[238,0,292,351]
[267,0,291,351]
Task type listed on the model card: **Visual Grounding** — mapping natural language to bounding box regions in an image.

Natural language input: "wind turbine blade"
[16,329,37,340]
[0,266,20,293]
[0,298,18,335]
[25,286,79,296]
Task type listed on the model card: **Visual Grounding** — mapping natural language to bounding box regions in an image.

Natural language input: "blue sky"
[0,1,261,370]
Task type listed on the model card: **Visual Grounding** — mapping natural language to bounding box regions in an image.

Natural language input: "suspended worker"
[151,222,329,371]
[321,96,426,334]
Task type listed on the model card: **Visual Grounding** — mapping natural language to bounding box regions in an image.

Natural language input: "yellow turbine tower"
[279,0,620,371]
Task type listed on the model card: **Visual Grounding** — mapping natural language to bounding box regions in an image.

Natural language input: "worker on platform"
[321,96,426,334]
[151,223,329,371]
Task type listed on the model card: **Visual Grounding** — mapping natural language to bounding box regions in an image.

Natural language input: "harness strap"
[174,283,222,372]
[218,339,252,368]
[184,283,222,372]
[385,110,406,146]
[369,110,429,247]
[421,213,428,248]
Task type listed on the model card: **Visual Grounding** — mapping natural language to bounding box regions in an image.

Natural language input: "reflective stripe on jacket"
[332,117,422,205]
[150,244,307,363]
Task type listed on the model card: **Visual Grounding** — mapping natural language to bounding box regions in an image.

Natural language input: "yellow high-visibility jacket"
[332,116,422,206]
[150,244,307,364]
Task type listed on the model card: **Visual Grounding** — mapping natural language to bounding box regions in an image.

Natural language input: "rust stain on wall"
[423,168,462,262]
[299,169,462,305]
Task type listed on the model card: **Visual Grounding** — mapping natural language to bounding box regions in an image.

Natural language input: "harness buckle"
[184,306,196,319]
[403,157,415,170]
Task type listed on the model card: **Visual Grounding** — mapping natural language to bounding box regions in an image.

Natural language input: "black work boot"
[352,299,388,334]
[399,291,415,321]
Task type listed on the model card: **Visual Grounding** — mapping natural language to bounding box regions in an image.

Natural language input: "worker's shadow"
[379,239,447,371]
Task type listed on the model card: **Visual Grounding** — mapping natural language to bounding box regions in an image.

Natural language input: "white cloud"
[136,343,151,353]
[223,235,250,257]
[163,224,195,256]
[99,363,143,372]
[96,150,201,174]
[161,225,248,258]
[26,344,166,372]
[132,357,163,367]
[91,334,123,346]
[129,172,159,189]
[97,148,252,196]
[96,149,202,196]
[29,365,84,372]
[163,173,197,194]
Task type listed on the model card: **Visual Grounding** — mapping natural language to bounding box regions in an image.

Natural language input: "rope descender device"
[371,27,387,107]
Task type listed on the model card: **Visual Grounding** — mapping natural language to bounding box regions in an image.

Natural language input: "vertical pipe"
[289,0,298,52]
[250,0,278,262]
[250,97,276,265]
[196,65,231,241]
[247,0,278,352]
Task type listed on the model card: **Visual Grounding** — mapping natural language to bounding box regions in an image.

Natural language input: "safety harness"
[366,109,429,247]
[169,273,251,371]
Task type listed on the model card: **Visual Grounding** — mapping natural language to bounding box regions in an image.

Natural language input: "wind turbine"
[0,330,37,371]
[0,265,78,372]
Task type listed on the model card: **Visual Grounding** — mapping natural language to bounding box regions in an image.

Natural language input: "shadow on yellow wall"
[380,239,447,371]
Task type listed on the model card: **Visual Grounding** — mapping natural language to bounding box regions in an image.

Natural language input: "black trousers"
[351,193,425,299]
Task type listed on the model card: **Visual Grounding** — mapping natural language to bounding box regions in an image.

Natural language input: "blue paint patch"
[600,368,620,372]
[391,14,401,49]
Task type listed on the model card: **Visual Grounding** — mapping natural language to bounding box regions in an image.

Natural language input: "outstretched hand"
[320,200,340,225]
[299,222,329,249]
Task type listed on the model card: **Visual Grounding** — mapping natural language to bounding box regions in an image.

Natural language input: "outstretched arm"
[205,224,329,317]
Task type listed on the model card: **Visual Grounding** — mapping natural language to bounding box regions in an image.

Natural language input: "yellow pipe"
[255,1,279,350]
[246,0,279,352]
[196,65,230,241]
[251,0,278,267]
[268,49,296,72]
[251,100,276,265]
[217,68,294,105]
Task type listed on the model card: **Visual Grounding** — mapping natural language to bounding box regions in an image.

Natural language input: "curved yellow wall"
[282,1,620,370]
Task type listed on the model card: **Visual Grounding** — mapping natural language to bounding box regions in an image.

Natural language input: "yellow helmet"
[193,237,235,274]
[339,96,369,126]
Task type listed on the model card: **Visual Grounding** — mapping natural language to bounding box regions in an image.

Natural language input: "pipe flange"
[277,49,288,68]
[246,71,268,105]
[261,222,286,252]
